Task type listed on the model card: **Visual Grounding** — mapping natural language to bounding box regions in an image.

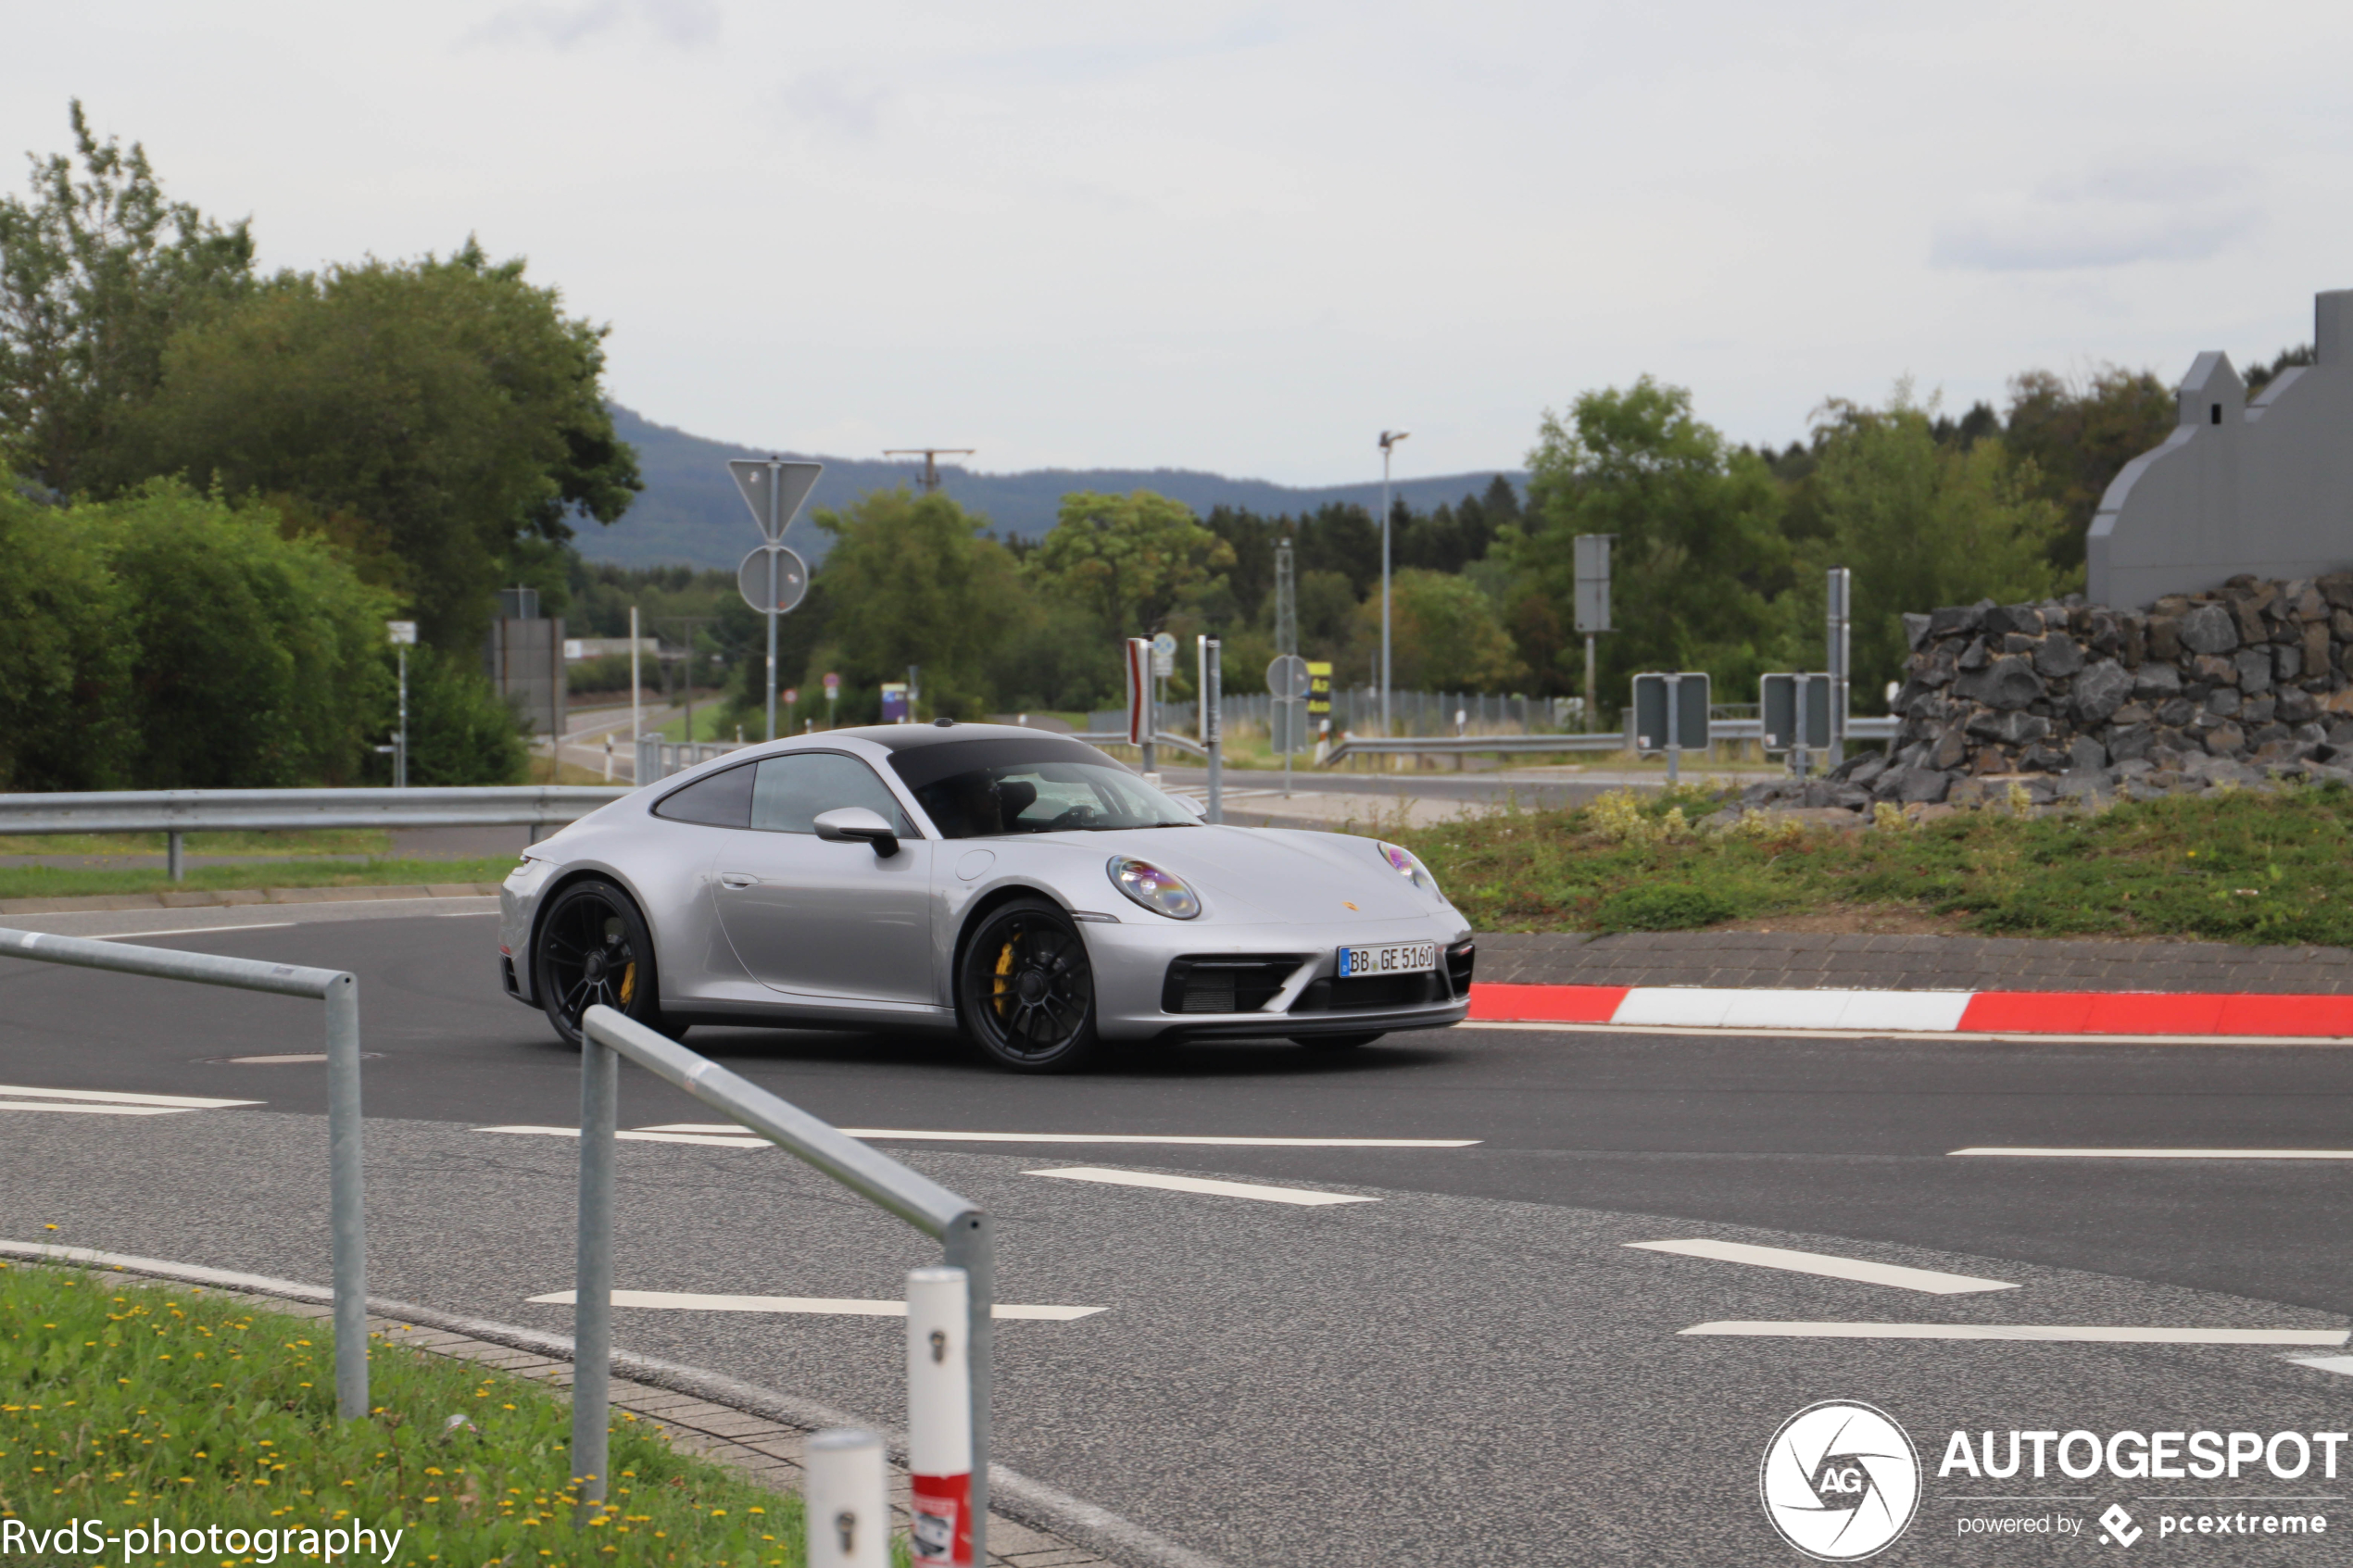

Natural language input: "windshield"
[912,759,1195,838]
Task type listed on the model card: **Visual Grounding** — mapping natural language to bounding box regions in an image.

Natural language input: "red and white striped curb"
[1467,983,2353,1038]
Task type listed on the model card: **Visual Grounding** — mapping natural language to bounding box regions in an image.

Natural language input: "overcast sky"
[12,2,2347,484]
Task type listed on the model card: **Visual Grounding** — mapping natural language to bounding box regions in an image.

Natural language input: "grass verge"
[0,857,515,903]
[0,1261,809,1565]
[1395,782,2353,945]
[0,832,396,859]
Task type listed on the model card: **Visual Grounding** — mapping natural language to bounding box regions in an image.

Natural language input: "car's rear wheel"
[1294,1032,1384,1050]
[958,898,1103,1073]
[535,879,665,1047]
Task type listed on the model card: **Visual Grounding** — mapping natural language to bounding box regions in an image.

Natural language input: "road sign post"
[1202,637,1223,823]
[385,621,416,788]
[727,458,824,742]
[1762,673,1835,778]
[1826,566,1852,770]
[824,671,840,729]
[1267,652,1310,797]
[1125,639,1154,776]
[1631,671,1711,785]
[1575,534,1614,735]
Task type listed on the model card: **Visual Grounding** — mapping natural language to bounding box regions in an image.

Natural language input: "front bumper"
[1080,912,1474,1043]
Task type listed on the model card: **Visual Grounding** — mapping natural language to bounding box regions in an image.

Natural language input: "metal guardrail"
[0,927,368,1418]
[573,1005,994,1557]
[1073,731,1211,761]
[632,737,752,783]
[1319,715,1899,767]
[0,784,633,879]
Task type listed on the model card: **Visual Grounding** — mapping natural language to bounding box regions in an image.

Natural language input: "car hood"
[1009,824,1447,924]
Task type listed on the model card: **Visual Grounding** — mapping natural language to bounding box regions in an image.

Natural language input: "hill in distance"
[585,405,1529,571]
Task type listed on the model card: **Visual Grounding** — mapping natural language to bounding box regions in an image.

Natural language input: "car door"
[713,751,936,1006]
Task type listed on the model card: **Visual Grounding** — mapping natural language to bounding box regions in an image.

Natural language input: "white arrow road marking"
[647,1124,1478,1148]
[526,1289,1102,1321]
[1024,1166,1378,1206]
[1953,1147,2353,1160]
[1682,1322,2348,1345]
[2285,1356,2353,1377]
[0,1084,258,1110]
[475,1123,768,1148]
[1626,1238,2017,1295]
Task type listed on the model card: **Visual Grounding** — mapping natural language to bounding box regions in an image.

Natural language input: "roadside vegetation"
[0,1261,806,1564]
[0,856,514,903]
[1397,783,2353,946]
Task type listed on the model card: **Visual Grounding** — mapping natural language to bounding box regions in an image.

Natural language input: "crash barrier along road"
[573,1003,990,1562]
[0,925,370,1416]
[1318,715,1900,766]
[0,784,632,878]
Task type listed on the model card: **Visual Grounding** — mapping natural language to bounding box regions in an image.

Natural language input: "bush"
[394,647,528,785]
[1595,882,1738,931]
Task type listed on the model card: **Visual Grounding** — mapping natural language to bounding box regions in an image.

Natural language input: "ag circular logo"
[1759,1399,1921,1561]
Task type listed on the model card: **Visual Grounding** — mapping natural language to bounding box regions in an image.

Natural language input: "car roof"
[822,721,1086,753]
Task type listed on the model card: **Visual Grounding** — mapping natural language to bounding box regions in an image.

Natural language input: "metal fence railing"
[0,927,369,1417]
[1319,714,1899,767]
[0,785,633,880]
[571,1005,994,1558]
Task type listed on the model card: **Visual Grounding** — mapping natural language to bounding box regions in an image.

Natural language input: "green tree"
[1511,377,1789,706]
[1355,569,1525,691]
[0,472,135,789]
[116,241,639,648]
[1035,489,1235,639]
[0,102,256,495]
[2002,365,2171,572]
[1799,393,2067,696]
[805,487,1030,719]
[396,646,528,785]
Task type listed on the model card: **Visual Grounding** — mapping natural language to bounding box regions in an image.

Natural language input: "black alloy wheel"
[1294,1032,1385,1050]
[957,898,1102,1073]
[535,880,665,1047]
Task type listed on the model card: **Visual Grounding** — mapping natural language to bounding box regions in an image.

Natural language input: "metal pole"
[1666,677,1681,787]
[395,647,409,789]
[1379,444,1392,735]
[1584,633,1598,735]
[324,972,367,1420]
[1827,566,1851,770]
[572,1028,618,1503]
[941,1212,992,1568]
[629,606,642,777]
[167,832,183,883]
[766,556,779,744]
[1205,638,1222,824]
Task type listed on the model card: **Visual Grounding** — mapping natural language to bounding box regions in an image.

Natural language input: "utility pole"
[656,616,714,748]
[1275,535,1298,798]
[1378,430,1408,734]
[885,449,975,494]
[628,605,642,773]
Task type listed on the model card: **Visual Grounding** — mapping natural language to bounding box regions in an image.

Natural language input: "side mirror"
[813,806,900,858]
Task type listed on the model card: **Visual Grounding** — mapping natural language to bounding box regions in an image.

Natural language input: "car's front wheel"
[958,898,1103,1073]
[535,879,665,1047]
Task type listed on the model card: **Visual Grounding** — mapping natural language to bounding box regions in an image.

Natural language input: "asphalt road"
[6,900,2353,1564]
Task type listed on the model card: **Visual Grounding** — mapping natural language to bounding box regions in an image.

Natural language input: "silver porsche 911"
[497,721,1474,1072]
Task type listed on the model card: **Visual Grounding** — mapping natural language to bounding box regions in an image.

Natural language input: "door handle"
[718,872,759,890]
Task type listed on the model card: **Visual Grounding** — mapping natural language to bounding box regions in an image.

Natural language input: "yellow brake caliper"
[618,961,636,1007]
[993,938,1017,1019]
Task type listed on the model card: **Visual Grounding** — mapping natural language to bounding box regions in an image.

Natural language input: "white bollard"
[805,1428,888,1568]
[907,1265,974,1565]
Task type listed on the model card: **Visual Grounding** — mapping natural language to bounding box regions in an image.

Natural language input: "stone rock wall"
[1747,573,2353,814]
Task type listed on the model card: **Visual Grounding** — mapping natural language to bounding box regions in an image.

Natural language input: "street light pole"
[1378,430,1408,734]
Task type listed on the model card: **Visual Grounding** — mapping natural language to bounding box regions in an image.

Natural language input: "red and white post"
[907,1264,975,1565]
[805,1427,888,1568]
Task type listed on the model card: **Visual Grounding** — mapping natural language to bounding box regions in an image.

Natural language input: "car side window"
[651,762,754,828]
[750,753,917,837]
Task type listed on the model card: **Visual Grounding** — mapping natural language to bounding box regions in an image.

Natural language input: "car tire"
[1295,1032,1384,1050]
[534,879,666,1048]
[957,897,1104,1073]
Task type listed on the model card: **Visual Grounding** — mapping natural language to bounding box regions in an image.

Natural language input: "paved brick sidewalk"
[1475,930,2353,995]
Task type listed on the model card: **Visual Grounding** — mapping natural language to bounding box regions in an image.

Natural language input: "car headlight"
[1106,856,1201,920]
[1378,840,1445,899]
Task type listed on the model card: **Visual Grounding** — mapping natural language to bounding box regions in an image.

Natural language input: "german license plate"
[1337,941,1436,978]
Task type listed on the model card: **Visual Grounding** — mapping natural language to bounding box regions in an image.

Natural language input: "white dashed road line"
[1953,1148,2353,1160]
[1626,1238,2019,1295]
[84,922,296,941]
[474,1123,769,1148]
[525,1288,1103,1321]
[648,1124,1479,1148]
[1680,1322,2349,1345]
[1024,1165,1378,1206]
[0,1084,259,1111]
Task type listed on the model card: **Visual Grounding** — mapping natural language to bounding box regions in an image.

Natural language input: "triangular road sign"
[727,458,825,541]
